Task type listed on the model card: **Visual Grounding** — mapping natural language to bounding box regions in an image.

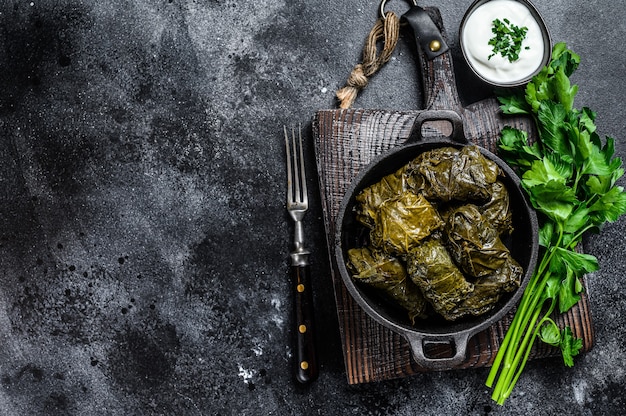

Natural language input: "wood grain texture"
[312,7,594,384]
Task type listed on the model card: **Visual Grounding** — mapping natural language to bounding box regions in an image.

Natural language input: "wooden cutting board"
[312,8,594,384]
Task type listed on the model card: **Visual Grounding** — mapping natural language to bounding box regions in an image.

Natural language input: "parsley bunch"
[486,43,626,404]
[488,18,529,62]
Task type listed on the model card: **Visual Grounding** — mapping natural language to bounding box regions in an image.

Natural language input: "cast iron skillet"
[334,110,539,369]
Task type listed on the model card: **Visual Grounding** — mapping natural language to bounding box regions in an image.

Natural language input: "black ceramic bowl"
[334,110,539,369]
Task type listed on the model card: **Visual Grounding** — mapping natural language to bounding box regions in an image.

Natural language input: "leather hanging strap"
[401,6,448,60]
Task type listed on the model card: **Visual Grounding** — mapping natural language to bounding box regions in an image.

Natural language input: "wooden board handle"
[404,7,463,113]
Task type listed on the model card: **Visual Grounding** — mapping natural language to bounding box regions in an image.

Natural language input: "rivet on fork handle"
[284,125,319,384]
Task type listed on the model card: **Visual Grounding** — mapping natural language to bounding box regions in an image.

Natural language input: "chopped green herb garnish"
[488,18,529,62]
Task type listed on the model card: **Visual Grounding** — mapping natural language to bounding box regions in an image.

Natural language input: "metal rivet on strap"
[429,39,442,52]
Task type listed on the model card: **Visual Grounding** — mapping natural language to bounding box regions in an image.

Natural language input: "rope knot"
[336,12,400,109]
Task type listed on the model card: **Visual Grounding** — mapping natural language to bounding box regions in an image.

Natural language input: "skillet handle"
[404,332,470,370]
[407,109,466,144]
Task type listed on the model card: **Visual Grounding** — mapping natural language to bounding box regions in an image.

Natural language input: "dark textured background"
[0,0,624,414]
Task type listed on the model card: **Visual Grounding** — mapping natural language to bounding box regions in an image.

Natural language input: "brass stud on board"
[299,324,307,333]
[300,361,309,370]
[297,284,305,293]
[429,39,441,52]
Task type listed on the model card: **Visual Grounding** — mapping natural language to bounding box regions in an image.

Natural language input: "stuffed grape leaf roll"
[370,191,444,254]
[355,166,408,229]
[480,181,514,235]
[347,247,428,323]
[445,257,523,320]
[405,146,501,203]
[405,238,474,321]
[444,204,510,278]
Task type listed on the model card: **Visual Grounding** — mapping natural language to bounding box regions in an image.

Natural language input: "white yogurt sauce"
[462,0,546,84]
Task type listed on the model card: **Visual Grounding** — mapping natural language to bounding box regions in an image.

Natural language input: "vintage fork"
[284,125,318,384]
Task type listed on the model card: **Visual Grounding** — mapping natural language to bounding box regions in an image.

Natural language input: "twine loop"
[336,12,401,109]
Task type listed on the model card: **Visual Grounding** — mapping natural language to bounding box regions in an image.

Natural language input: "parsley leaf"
[561,327,583,367]
[539,324,583,367]
[537,102,572,160]
[539,321,562,346]
[498,92,530,115]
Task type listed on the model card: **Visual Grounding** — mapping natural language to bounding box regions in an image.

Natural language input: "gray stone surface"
[0,0,624,414]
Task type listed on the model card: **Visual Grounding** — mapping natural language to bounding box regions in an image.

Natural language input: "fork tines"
[284,125,308,211]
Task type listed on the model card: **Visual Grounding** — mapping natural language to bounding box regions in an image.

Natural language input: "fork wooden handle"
[291,264,318,384]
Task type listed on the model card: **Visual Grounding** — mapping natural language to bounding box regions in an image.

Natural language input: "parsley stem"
[488,231,562,401]
[506,238,560,346]
[494,305,543,403]
[498,300,557,403]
